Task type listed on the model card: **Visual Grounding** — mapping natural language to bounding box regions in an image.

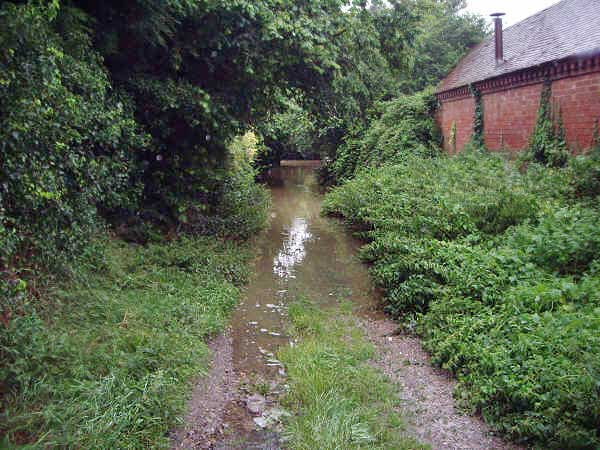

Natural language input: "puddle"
[216,160,382,448]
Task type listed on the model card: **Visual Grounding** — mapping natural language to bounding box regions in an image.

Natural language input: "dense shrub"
[569,147,600,199]
[324,151,540,244]
[421,278,599,448]
[324,150,600,448]
[126,76,236,221]
[0,3,147,271]
[202,147,270,240]
[330,89,441,182]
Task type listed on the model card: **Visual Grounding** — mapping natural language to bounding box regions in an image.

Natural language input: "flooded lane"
[230,161,380,378]
[216,161,381,448]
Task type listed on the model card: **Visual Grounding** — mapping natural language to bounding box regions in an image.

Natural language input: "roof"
[437,0,600,93]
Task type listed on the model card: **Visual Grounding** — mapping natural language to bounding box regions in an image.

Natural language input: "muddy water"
[232,161,379,377]
[218,161,381,448]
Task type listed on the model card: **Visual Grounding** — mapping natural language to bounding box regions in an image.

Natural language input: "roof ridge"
[437,0,600,93]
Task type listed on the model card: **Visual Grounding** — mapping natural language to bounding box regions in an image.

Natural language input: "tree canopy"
[0,0,487,272]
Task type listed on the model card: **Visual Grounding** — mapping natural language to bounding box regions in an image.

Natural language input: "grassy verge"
[278,298,427,450]
[322,151,600,448]
[1,236,251,449]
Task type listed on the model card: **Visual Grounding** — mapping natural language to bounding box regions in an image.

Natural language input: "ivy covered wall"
[436,67,600,153]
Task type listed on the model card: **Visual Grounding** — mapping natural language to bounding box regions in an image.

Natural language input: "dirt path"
[171,329,284,450]
[172,317,522,450]
[360,317,522,450]
[171,332,237,450]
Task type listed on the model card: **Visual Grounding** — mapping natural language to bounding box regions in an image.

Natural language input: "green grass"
[278,298,427,450]
[1,236,251,449]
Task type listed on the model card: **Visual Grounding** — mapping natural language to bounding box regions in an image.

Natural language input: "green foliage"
[568,119,600,199]
[210,145,270,239]
[399,1,488,93]
[280,297,426,450]
[260,0,486,167]
[325,152,539,245]
[527,82,570,167]
[331,89,440,181]
[258,2,411,165]
[126,76,232,219]
[73,0,349,222]
[1,236,251,448]
[256,100,320,174]
[593,118,600,155]
[470,84,484,148]
[0,2,147,272]
[324,151,600,448]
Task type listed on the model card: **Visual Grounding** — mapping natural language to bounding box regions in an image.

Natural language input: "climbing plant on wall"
[527,80,569,167]
[449,120,457,153]
[469,84,484,148]
[592,118,600,156]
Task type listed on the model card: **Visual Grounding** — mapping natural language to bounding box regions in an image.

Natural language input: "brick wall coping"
[436,53,600,102]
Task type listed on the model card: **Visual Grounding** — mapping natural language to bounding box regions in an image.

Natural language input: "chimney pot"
[491,12,506,64]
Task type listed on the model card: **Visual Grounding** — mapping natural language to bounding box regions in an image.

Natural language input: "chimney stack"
[491,13,506,64]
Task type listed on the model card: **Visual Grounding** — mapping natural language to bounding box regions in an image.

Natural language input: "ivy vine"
[527,80,569,167]
[469,84,484,148]
[449,120,457,153]
[592,118,600,157]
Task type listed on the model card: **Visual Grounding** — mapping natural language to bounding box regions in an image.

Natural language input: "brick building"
[435,0,600,154]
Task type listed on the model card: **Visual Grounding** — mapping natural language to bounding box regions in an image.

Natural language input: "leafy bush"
[421,278,599,448]
[0,3,147,272]
[126,76,236,221]
[178,137,270,240]
[331,89,441,182]
[324,151,540,244]
[212,153,270,239]
[324,150,600,448]
[568,141,600,198]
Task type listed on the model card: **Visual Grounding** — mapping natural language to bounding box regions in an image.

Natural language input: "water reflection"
[273,217,312,278]
[229,161,379,378]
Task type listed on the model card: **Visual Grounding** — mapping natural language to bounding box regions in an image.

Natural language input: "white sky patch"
[462,0,562,27]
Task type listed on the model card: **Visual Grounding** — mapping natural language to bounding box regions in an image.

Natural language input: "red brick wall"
[482,83,543,152]
[552,72,600,151]
[436,96,475,154]
[437,71,600,154]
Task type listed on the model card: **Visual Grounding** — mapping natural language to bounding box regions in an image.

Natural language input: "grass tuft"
[279,298,427,450]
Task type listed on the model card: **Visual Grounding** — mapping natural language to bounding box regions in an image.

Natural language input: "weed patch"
[324,152,600,448]
[1,237,251,448]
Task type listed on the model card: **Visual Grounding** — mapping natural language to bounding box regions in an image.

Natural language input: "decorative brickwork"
[436,55,600,153]
[482,83,542,151]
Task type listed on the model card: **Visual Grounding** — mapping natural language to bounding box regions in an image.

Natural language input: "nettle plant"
[569,117,600,198]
